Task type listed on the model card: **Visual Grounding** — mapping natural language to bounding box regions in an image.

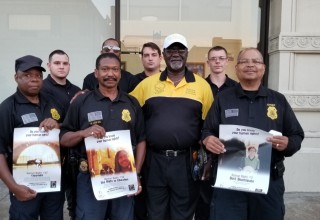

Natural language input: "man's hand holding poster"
[214,125,273,194]
[13,127,61,193]
[84,130,138,200]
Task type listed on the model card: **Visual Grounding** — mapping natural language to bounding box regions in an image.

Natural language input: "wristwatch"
[137,172,142,179]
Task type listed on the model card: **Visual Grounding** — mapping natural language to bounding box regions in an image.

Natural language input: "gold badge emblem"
[267,106,277,120]
[79,160,88,172]
[122,109,131,122]
[50,108,60,121]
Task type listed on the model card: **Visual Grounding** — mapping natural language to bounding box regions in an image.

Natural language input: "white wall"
[0,0,115,101]
[269,0,320,192]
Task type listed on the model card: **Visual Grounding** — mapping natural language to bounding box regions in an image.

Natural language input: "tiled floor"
[1,180,319,220]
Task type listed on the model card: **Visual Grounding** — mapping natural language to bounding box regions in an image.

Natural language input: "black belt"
[152,149,187,157]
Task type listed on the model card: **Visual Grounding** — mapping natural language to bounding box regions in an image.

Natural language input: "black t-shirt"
[42,74,81,121]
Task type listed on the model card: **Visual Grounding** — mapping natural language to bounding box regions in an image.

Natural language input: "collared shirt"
[130,68,213,150]
[82,70,139,93]
[60,89,145,155]
[134,71,148,84]
[0,89,62,165]
[205,74,238,96]
[42,74,81,121]
[202,84,304,164]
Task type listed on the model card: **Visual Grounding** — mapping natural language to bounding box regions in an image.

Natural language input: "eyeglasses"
[99,66,120,73]
[102,45,121,53]
[208,57,228,62]
[237,59,264,65]
[164,49,187,55]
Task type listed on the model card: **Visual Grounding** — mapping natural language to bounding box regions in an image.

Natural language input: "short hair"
[248,146,257,151]
[95,52,121,69]
[48,49,69,62]
[101,38,121,49]
[207,46,228,58]
[141,42,161,56]
[237,47,264,63]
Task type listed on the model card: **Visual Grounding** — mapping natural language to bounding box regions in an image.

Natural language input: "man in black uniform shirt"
[82,38,138,92]
[0,55,63,219]
[195,46,238,220]
[133,41,162,220]
[134,42,162,84]
[42,49,81,219]
[60,53,146,220]
[202,47,304,220]
[205,46,237,95]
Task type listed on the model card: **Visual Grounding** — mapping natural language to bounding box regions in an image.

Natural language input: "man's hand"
[70,90,89,104]
[11,184,37,201]
[39,118,59,132]
[128,177,142,197]
[267,135,289,151]
[203,136,226,154]
[81,124,106,139]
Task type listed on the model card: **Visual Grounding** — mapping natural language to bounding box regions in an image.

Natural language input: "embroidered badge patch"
[122,109,131,122]
[50,108,60,121]
[267,105,277,120]
[154,82,165,94]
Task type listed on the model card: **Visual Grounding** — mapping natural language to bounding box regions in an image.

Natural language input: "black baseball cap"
[15,55,46,73]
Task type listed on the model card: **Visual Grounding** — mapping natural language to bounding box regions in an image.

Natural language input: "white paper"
[13,127,61,193]
[214,125,273,194]
[84,130,138,200]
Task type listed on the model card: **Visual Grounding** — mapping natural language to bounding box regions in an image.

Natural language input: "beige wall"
[120,0,260,76]
[269,0,320,192]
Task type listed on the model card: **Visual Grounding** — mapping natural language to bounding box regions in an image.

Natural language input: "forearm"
[284,135,304,157]
[134,140,146,173]
[60,130,86,147]
[0,154,18,192]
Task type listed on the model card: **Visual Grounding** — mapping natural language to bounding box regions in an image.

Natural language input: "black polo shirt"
[205,74,238,96]
[202,84,304,164]
[82,70,139,93]
[60,89,145,156]
[134,71,148,84]
[0,89,63,166]
[42,74,81,121]
[130,68,213,150]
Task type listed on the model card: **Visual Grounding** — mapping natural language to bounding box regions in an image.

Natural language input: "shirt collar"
[159,67,195,83]
[93,87,127,102]
[236,83,268,98]
[47,74,71,87]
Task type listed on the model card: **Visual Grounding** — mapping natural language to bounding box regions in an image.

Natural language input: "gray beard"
[170,61,183,71]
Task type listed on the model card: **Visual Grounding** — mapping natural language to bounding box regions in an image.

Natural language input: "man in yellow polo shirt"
[130,33,213,220]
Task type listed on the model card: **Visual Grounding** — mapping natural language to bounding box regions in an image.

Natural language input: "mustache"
[103,77,117,81]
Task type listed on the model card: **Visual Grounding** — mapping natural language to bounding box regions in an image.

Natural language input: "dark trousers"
[9,191,64,220]
[211,176,285,220]
[134,164,148,220]
[146,151,199,220]
[194,180,213,220]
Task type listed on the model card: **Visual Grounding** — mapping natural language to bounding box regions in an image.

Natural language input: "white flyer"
[13,127,61,193]
[84,130,138,200]
[214,124,273,194]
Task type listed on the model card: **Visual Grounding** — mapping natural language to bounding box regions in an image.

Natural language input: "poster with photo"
[13,127,61,193]
[214,124,273,194]
[84,130,138,200]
